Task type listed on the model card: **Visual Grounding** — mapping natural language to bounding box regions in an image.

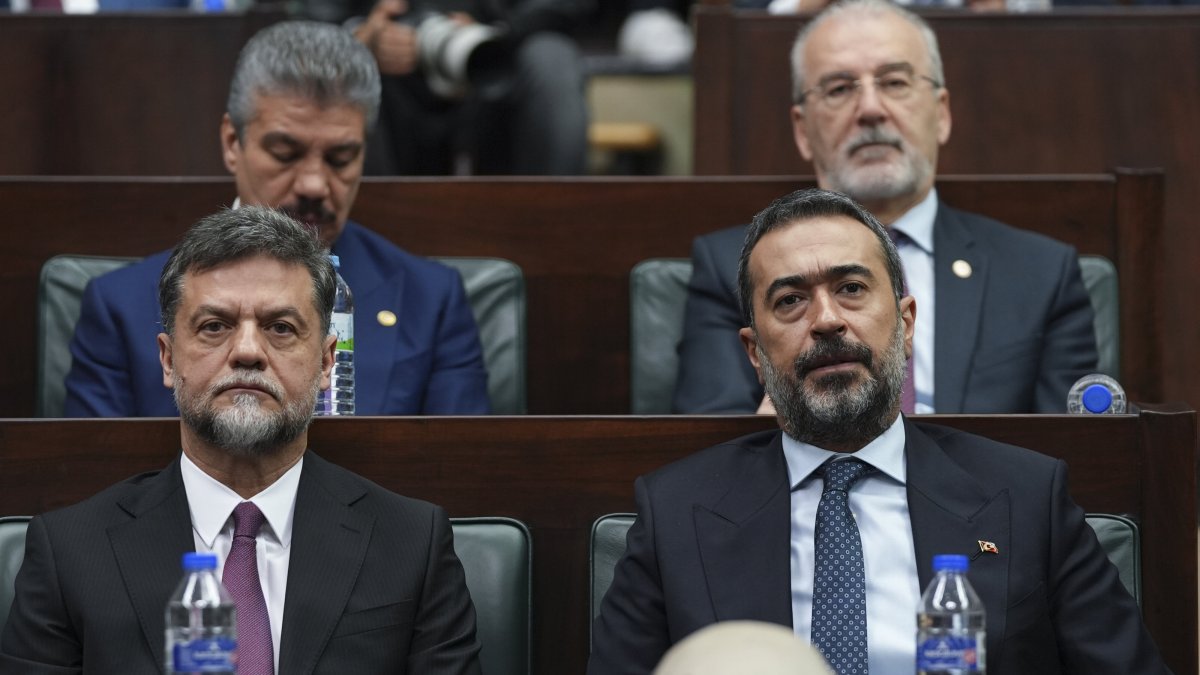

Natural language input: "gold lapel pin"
[377,310,397,327]
[977,540,999,555]
[952,260,973,279]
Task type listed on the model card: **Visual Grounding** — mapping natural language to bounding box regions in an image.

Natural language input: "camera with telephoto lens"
[399,8,516,101]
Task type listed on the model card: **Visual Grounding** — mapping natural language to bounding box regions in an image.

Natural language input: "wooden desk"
[0,411,1194,672]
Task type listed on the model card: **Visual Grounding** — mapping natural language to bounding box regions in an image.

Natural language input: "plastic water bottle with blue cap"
[1066,373,1127,414]
[917,554,986,674]
[165,552,237,674]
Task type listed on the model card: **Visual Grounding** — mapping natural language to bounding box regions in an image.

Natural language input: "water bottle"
[917,554,986,674]
[165,552,237,674]
[316,254,355,415]
[1066,373,1126,414]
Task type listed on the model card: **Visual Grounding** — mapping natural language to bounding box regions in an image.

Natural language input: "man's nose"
[854,79,889,125]
[293,157,331,200]
[809,291,848,337]
[229,323,267,369]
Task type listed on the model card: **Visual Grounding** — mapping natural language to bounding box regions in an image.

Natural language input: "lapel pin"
[376,310,397,327]
[952,260,973,279]
[977,540,999,555]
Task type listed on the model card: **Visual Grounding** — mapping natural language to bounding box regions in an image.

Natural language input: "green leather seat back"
[452,517,532,675]
[629,255,1119,414]
[36,254,526,416]
[587,512,1141,639]
[0,515,532,675]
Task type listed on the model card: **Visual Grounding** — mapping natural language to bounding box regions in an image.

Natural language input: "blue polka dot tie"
[811,458,873,675]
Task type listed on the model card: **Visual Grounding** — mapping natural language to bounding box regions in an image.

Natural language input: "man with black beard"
[589,189,1167,675]
[64,21,489,418]
[673,0,1098,415]
[2,208,482,674]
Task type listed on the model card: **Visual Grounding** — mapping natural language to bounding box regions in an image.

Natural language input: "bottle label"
[172,637,237,672]
[917,635,981,671]
[332,312,354,351]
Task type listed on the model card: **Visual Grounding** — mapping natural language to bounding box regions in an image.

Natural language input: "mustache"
[278,199,336,225]
[845,127,904,155]
[792,335,874,377]
[207,371,285,404]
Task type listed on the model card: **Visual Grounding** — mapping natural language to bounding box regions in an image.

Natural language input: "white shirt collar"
[889,188,938,256]
[179,452,303,550]
[782,414,907,489]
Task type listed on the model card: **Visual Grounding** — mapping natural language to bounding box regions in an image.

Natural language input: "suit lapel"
[694,434,793,627]
[932,204,988,413]
[904,419,1011,663]
[279,453,373,675]
[333,222,405,415]
[108,459,195,674]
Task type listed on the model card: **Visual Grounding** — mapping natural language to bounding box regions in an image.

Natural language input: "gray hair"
[790,0,945,104]
[737,188,905,328]
[159,207,336,337]
[227,21,381,138]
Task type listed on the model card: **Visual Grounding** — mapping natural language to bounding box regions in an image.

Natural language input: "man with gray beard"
[1,208,481,674]
[673,0,1098,415]
[590,189,1165,675]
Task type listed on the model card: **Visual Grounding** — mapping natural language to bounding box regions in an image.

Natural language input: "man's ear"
[320,334,336,392]
[899,295,917,359]
[157,333,174,390]
[220,113,241,175]
[739,326,766,385]
[791,104,814,162]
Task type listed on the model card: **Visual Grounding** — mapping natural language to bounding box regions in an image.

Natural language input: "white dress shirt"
[784,415,921,675]
[889,188,938,413]
[181,453,303,674]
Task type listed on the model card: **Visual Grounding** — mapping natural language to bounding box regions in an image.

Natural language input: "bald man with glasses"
[673,0,1098,416]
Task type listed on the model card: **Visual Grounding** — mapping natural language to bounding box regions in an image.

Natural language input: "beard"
[758,316,907,449]
[174,370,319,458]
[822,126,934,205]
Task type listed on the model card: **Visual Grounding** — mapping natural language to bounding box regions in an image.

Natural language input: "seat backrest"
[629,254,1120,414]
[36,254,526,416]
[37,255,139,416]
[451,517,532,675]
[0,515,531,674]
[1078,255,1119,379]
[629,259,692,414]
[437,257,527,414]
[0,516,31,629]
[586,512,1141,640]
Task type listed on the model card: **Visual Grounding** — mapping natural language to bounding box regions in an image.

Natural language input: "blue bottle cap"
[329,254,341,269]
[1081,384,1113,414]
[182,552,218,571]
[932,554,969,573]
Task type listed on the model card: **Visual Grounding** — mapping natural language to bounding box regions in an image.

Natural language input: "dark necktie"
[811,458,873,674]
[887,228,917,414]
[223,502,274,675]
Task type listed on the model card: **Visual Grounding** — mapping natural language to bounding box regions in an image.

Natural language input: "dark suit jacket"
[63,221,490,417]
[0,452,482,675]
[588,419,1168,675]
[673,202,1099,413]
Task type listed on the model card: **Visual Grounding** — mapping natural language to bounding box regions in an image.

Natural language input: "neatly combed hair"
[790,0,945,104]
[159,207,336,337]
[736,188,906,328]
[227,20,381,138]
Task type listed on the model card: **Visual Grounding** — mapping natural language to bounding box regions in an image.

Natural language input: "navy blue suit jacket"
[588,419,1169,675]
[673,202,1099,413]
[0,452,482,674]
[63,221,490,416]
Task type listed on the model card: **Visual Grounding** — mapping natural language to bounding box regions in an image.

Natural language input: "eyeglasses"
[799,72,942,110]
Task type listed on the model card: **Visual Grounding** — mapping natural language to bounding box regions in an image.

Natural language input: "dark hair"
[159,207,336,337]
[736,188,905,328]
[227,20,381,138]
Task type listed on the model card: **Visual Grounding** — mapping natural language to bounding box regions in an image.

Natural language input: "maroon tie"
[223,502,274,675]
[888,228,917,414]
